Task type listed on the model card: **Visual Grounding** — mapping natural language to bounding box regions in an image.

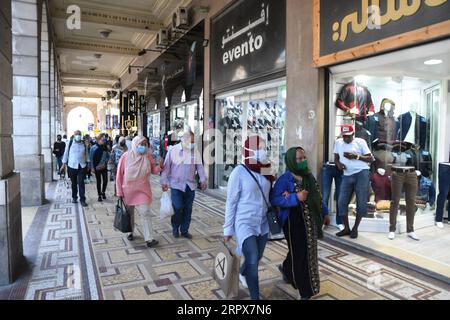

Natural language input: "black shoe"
[146,239,159,248]
[181,233,193,239]
[336,229,351,237]
[72,199,78,203]
[102,193,106,200]
[173,233,180,238]
[98,196,103,202]
[127,234,134,241]
[350,229,358,239]
[81,201,88,207]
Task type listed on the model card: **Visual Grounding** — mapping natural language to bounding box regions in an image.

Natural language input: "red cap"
[341,124,354,136]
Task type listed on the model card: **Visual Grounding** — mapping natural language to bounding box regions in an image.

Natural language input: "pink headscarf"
[124,136,151,182]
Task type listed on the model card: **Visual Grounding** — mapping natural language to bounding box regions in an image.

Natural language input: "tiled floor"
[15,176,450,300]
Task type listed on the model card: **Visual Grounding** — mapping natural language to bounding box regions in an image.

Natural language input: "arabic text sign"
[319,0,450,57]
[211,0,286,91]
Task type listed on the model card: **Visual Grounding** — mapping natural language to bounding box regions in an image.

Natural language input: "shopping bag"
[159,191,174,219]
[113,198,132,233]
[212,240,240,299]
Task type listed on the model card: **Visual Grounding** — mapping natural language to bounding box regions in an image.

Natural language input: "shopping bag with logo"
[159,191,174,219]
[212,240,240,299]
[114,198,132,233]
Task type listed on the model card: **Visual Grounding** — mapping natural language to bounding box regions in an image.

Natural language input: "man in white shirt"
[61,130,90,207]
[334,124,374,239]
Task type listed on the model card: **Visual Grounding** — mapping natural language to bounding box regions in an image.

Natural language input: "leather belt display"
[391,167,415,173]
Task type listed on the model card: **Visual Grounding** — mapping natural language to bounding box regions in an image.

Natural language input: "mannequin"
[365,98,397,145]
[371,167,391,202]
[388,141,419,241]
[396,102,427,150]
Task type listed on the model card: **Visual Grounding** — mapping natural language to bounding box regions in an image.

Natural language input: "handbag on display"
[212,240,240,299]
[114,198,132,233]
[240,165,285,241]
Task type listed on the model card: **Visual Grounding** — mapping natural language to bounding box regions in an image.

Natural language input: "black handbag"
[114,198,132,233]
[241,165,284,241]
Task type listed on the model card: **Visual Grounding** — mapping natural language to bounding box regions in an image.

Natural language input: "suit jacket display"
[365,111,396,144]
[396,111,428,150]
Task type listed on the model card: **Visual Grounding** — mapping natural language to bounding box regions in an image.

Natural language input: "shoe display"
[146,239,159,248]
[407,232,420,241]
[239,274,248,289]
[388,232,395,240]
[436,222,444,229]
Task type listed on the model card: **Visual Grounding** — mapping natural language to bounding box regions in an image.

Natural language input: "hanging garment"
[365,111,397,144]
[335,82,375,121]
[416,176,436,207]
[370,172,392,202]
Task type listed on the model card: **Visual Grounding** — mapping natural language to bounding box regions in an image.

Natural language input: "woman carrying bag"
[223,135,274,300]
[270,147,329,300]
[116,135,164,247]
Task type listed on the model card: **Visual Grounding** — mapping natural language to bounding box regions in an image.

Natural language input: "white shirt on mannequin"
[404,111,416,145]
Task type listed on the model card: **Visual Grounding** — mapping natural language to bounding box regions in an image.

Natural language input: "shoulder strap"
[240,164,270,208]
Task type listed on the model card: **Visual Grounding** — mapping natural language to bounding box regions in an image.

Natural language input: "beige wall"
[285,0,324,177]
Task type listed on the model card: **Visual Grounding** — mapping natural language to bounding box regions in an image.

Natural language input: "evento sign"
[315,0,450,66]
[211,0,286,91]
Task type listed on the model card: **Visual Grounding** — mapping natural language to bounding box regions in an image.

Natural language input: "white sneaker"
[388,232,395,240]
[239,274,248,288]
[337,224,345,231]
[436,222,444,229]
[407,232,420,241]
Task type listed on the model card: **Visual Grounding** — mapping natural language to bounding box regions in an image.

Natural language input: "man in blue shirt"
[61,130,90,207]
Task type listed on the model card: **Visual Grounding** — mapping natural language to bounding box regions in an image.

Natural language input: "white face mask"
[384,103,392,112]
[245,147,267,163]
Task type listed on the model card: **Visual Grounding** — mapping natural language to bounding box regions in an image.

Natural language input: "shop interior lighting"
[424,59,443,65]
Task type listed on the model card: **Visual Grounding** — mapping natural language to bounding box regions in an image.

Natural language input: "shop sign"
[140,95,147,113]
[314,0,450,66]
[211,0,286,91]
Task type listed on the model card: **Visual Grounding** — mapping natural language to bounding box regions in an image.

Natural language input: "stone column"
[0,0,24,285]
[285,0,324,176]
[49,45,55,144]
[40,2,51,182]
[12,0,44,205]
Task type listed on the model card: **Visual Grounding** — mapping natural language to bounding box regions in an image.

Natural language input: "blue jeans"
[241,234,268,300]
[436,163,450,222]
[171,185,195,235]
[338,170,369,217]
[56,156,63,173]
[321,164,343,224]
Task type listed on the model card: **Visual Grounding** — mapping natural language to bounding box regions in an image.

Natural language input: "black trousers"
[68,165,86,202]
[94,169,108,196]
[282,205,320,298]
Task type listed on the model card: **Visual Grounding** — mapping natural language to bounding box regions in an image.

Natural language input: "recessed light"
[424,59,443,65]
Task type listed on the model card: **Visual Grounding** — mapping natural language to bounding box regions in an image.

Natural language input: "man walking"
[53,134,66,175]
[333,124,374,239]
[61,130,90,207]
[161,131,207,239]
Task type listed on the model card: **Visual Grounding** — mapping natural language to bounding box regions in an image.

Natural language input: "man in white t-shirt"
[333,124,374,239]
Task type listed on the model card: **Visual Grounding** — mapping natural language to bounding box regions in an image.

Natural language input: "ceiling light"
[99,29,112,39]
[89,67,97,71]
[424,59,443,65]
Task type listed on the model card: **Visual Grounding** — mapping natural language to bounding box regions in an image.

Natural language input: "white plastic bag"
[160,191,174,219]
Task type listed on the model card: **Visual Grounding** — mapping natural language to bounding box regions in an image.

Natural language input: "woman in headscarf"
[116,135,164,247]
[223,135,274,300]
[270,147,328,300]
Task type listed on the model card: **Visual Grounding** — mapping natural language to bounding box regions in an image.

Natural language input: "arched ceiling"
[49,0,193,106]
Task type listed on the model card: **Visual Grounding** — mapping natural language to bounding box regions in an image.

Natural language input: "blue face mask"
[137,145,147,155]
[74,135,82,142]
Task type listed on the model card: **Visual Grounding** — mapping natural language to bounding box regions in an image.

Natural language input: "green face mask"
[296,159,308,171]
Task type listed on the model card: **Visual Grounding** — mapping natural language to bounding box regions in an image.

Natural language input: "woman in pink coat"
[116,136,163,247]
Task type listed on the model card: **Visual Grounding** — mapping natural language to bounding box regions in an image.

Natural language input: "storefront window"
[147,112,161,158]
[215,81,287,189]
[170,100,202,143]
[327,40,449,228]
